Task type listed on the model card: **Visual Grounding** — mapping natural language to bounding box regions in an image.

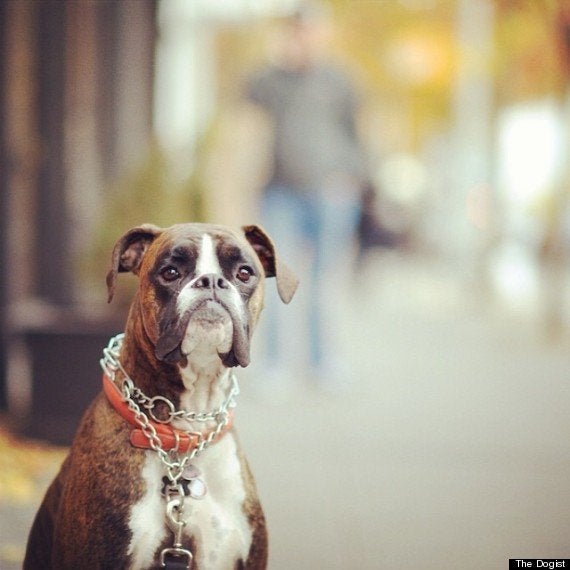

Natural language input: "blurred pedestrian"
[245,2,367,390]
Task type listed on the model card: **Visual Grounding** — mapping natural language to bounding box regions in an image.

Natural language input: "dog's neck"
[120,308,234,430]
[177,356,232,424]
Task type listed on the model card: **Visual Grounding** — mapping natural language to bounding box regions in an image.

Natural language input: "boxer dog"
[24,223,298,570]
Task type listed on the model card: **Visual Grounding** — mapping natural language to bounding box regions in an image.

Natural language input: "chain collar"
[101,333,239,423]
[100,333,239,483]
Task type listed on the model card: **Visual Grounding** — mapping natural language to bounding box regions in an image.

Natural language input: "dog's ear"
[106,224,163,303]
[242,224,299,304]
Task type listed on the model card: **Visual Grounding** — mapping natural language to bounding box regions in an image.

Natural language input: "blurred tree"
[80,140,209,305]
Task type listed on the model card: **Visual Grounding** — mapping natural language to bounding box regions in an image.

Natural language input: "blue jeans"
[261,183,360,374]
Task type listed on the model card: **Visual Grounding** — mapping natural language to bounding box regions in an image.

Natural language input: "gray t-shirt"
[247,63,364,192]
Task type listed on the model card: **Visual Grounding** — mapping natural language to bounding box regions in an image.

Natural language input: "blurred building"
[0,0,157,434]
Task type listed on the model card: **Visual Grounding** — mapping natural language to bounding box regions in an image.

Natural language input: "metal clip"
[160,497,193,569]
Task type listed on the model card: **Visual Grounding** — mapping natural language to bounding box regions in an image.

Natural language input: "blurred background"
[1,0,570,568]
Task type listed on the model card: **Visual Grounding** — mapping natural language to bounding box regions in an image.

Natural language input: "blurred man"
[246,2,366,390]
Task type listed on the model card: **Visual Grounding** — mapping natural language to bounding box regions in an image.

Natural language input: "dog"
[24,222,299,569]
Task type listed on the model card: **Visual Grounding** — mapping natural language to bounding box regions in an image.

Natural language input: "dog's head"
[106,223,298,369]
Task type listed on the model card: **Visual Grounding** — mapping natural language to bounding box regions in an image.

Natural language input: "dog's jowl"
[24,223,298,570]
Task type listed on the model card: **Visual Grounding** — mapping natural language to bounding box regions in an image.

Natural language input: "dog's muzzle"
[154,273,251,368]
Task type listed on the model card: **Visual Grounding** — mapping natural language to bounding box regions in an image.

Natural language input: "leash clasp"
[161,496,193,569]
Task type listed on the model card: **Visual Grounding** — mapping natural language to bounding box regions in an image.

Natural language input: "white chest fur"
[127,435,253,570]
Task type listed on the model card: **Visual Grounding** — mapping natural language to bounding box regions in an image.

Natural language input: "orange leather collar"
[102,374,233,453]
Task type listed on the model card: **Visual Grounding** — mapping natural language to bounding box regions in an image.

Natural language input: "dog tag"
[188,478,207,500]
[181,464,200,480]
[180,464,207,499]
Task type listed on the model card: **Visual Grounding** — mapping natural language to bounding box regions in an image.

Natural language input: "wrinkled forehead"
[148,223,260,270]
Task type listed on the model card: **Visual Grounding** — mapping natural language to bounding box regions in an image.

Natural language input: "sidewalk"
[240,253,570,569]
[2,253,569,569]
[0,428,65,568]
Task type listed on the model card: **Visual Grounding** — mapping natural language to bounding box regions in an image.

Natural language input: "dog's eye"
[160,267,181,282]
[236,266,254,283]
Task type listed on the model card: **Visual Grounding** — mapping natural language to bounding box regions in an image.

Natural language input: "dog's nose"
[192,273,229,290]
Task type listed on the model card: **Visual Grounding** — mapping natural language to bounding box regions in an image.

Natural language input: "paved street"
[2,253,570,569]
